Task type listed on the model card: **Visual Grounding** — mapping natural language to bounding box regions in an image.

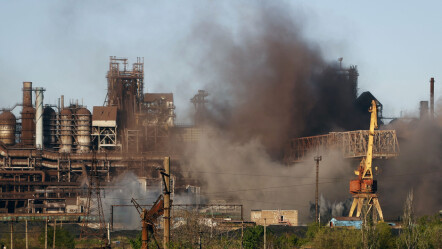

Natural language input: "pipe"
[35,88,45,149]
[0,170,45,182]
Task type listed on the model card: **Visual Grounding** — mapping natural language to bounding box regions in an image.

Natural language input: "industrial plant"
[0,55,439,249]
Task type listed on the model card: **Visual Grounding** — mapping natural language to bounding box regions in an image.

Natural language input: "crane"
[131,195,165,249]
[348,100,384,221]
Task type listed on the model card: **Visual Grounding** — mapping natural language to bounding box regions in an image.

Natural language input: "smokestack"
[35,87,45,149]
[22,82,32,107]
[430,77,434,119]
[61,95,64,110]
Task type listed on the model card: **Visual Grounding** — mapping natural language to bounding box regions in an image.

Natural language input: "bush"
[274,233,299,249]
[243,225,269,249]
[311,228,361,249]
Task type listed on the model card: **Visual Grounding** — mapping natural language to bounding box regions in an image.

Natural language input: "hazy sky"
[0,0,440,122]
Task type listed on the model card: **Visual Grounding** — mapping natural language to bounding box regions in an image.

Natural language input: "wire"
[179,170,346,180]
[201,180,346,196]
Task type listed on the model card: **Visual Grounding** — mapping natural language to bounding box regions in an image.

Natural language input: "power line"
[201,180,346,196]
[180,170,345,180]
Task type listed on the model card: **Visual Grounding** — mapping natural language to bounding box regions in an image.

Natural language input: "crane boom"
[362,100,378,179]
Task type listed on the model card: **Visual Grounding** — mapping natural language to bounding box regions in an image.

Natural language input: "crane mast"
[349,100,384,221]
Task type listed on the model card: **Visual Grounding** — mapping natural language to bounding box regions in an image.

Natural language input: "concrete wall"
[251,210,298,226]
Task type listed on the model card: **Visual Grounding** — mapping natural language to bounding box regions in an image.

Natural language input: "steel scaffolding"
[284,130,399,163]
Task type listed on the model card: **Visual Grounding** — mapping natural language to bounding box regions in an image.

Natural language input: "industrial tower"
[348,100,384,221]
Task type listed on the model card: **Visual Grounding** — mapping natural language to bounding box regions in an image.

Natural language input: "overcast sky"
[0,0,440,122]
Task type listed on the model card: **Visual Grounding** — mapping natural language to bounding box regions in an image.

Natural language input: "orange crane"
[349,100,384,221]
[131,196,165,249]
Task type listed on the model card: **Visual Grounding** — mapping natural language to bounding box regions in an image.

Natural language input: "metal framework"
[92,125,118,149]
[106,56,144,131]
[284,130,399,163]
[110,204,243,231]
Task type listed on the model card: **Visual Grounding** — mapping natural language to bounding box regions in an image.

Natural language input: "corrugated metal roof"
[144,93,173,103]
[329,217,362,229]
[92,106,117,121]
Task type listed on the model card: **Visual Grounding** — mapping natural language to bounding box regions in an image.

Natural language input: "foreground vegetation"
[0,212,439,248]
[127,213,441,249]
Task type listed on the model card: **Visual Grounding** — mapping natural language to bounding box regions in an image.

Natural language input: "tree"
[375,222,395,249]
[274,233,299,249]
[311,228,361,249]
[397,190,419,249]
[243,225,268,249]
[129,232,158,249]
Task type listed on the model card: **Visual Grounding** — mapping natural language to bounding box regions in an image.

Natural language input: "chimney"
[22,82,32,107]
[430,78,434,119]
[35,87,45,149]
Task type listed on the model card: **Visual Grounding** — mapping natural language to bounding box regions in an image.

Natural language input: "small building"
[251,210,298,226]
[328,217,362,229]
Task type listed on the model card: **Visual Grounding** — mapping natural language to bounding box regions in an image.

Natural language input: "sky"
[0,0,440,122]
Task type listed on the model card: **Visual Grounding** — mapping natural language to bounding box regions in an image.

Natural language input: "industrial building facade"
[251,210,299,226]
[0,57,197,215]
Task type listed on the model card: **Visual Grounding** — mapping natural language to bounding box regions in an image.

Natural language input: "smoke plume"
[179,2,441,223]
[379,115,442,218]
[180,2,360,223]
[188,2,363,158]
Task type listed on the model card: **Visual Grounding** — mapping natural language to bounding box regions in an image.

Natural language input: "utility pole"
[314,156,322,224]
[163,157,171,249]
[263,218,267,249]
[10,222,13,249]
[53,219,56,249]
[45,218,48,249]
[241,220,244,249]
[25,219,28,249]
[107,223,111,245]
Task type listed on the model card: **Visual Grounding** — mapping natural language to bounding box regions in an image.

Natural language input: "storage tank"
[21,106,35,146]
[43,106,57,147]
[0,111,17,145]
[75,108,91,153]
[59,108,72,153]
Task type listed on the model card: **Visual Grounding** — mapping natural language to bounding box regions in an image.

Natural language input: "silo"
[43,106,57,147]
[59,108,73,153]
[21,106,35,146]
[0,111,17,145]
[76,108,91,153]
